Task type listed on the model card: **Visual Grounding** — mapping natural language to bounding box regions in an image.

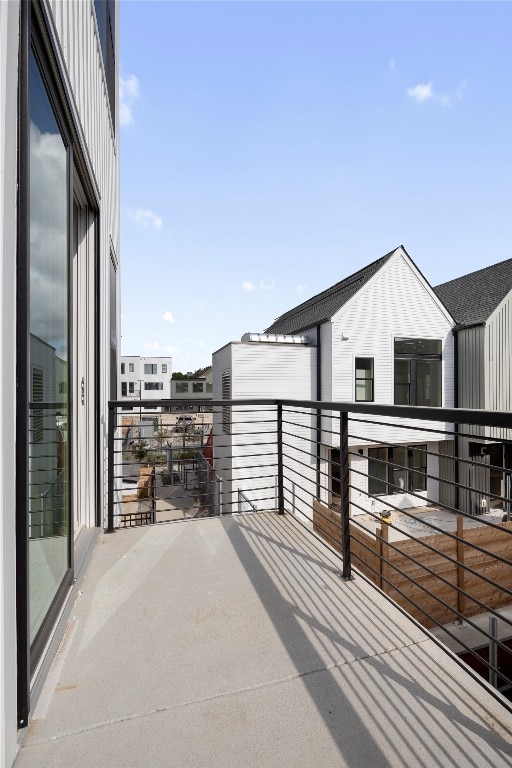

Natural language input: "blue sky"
[120,0,512,373]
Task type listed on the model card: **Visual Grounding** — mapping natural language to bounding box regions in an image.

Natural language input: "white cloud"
[198,340,206,347]
[406,82,433,103]
[242,280,255,292]
[164,345,177,354]
[120,74,139,126]
[144,341,160,351]
[29,122,68,355]
[162,310,176,323]
[295,284,305,294]
[135,209,163,230]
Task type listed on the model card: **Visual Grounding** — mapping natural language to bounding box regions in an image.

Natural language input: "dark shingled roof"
[434,259,512,327]
[265,247,398,335]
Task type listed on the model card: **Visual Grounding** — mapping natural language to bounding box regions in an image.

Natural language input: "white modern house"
[0,2,119,764]
[212,246,455,517]
[120,355,173,408]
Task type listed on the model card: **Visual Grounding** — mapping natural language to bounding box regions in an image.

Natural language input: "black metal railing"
[107,397,512,707]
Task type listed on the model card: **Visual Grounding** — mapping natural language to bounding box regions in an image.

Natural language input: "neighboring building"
[170,367,213,412]
[0,2,119,764]
[213,246,455,516]
[120,355,173,409]
[434,260,512,514]
[213,338,317,515]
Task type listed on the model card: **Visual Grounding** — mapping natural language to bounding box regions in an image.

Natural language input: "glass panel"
[368,448,388,495]
[410,446,427,491]
[417,360,442,406]
[390,447,407,493]
[28,50,69,644]
[355,358,373,402]
[394,338,442,355]
[193,382,204,393]
[176,382,189,393]
[394,360,410,404]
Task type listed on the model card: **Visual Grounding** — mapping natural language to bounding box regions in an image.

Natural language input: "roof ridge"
[267,247,399,329]
[435,258,512,289]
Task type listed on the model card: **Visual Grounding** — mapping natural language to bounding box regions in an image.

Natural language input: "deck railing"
[107,397,512,708]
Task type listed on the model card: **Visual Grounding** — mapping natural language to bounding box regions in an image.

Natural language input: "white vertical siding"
[47,1,120,522]
[212,345,234,509]
[329,250,454,447]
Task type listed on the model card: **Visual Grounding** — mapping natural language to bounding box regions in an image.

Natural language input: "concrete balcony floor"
[15,513,512,767]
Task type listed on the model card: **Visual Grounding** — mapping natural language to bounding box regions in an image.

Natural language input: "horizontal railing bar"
[110,399,512,429]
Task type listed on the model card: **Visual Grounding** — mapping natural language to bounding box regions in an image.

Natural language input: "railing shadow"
[225,512,512,767]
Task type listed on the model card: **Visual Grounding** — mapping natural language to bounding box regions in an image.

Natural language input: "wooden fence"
[313,499,512,629]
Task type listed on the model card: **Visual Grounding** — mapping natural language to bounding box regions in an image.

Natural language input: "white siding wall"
[120,356,173,405]
[212,343,317,517]
[47,1,120,523]
[329,250,454,448]
[0,2,21,763]
[212,345,234,509]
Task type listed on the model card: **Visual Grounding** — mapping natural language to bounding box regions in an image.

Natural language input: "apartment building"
[0,2,119,764]
[213,246,455,516]
[120,355,173,408]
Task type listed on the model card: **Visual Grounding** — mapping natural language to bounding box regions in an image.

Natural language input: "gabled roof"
[265,247,398,335]
[434,259,512,327]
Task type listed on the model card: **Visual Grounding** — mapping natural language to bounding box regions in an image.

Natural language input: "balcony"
[15,399,512,766]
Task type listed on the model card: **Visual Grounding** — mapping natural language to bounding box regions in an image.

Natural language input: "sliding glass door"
[28,47,71,649]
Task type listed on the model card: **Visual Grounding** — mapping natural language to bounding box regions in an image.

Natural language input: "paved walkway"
[15,514,512,767]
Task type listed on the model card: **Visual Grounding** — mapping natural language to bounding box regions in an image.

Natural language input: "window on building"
[394,338,442,406]
[355,358,374,402]
[193,382,204,393]
[222,371,231,434]
[162,364,167,374]
[128,382,134,394]
[368,445,427,496]
[144,382,163,390]
[121,382,127,397]
[129,363,134,373]
[206,383,212,393]
[121,363,125,374]
[176,382,189,393]
[144,364,157,375]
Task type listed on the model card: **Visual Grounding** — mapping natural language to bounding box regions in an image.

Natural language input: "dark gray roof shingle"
[265,248,398,335]
[434,259,512,326]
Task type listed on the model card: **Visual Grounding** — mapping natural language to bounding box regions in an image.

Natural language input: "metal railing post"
[489,616,498,689]
[340,410,351,578]
[106,402,115,533]
[277,403,284,515]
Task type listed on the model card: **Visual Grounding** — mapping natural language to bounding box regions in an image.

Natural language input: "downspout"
[316,324,322,499]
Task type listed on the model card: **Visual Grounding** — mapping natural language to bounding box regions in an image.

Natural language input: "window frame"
[368,445,428,496]
[355,357,374,402]
[394,338,442,407]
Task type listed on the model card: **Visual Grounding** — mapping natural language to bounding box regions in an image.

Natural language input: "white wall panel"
[330,249,454,448]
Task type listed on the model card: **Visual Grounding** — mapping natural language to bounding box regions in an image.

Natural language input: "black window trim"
[368,444,428,496]
[394,337,442,407]
[355,357,374,402]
